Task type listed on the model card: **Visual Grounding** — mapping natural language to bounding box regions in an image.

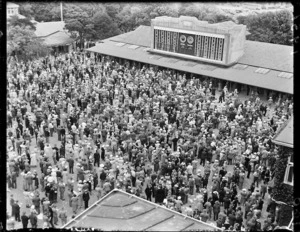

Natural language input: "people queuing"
[6,51,293,230]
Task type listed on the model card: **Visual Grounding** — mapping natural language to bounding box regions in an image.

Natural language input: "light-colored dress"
[30,152,38,167]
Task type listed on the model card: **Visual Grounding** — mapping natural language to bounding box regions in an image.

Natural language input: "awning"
[62,189,221,231]
[86,40,293,94]
[272,116,293,148]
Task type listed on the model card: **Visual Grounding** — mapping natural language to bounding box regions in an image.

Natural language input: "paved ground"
[6,90,274,229]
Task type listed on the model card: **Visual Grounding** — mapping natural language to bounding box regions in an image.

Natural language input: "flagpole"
[61,2,63,21]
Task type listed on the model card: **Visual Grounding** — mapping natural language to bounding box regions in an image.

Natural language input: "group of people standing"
[6,50,293,230]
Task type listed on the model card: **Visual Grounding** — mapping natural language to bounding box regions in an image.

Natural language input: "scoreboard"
[153,27,225,62]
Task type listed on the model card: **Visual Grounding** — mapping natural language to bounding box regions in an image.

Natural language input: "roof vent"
[278,72,293,79]
[128,45,139,49]
[255,68,270,74]
[115,43,125,47]
[233,64,248,70]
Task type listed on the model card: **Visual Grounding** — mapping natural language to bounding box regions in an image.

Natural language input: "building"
[62,188,222,231]
[34,21,75,53]
[86,16,293,98]
[7,2,26,19]
[271,116,293,228]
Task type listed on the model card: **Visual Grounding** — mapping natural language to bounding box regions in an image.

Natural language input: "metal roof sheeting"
[42,31,74,47]
[62,189,221,231]
[86,40,293,94]
[35,21,66,37]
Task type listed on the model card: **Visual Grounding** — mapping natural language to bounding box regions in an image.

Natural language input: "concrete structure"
[86,16,293,95]
[34,21,75,53]
[151,16,247,66]
[62,189,222,231]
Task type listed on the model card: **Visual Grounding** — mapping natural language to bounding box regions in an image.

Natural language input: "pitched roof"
[86,40,293,94]
[41,31,74,47]
[35,21,66,37]
[272,115,293,148]
[107,25,293,73]
[62,189,222,231]
[7,2,19,7]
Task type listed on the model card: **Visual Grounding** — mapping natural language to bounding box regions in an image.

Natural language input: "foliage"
[92,12,121,40]
[7,25,50,59]
[19,2,61,22]
[17,2,293,46]
[64,4,96,45]
[7,15,37,30]
[237,10,293,45]
[271,147,293,205]
[278,204,293,227]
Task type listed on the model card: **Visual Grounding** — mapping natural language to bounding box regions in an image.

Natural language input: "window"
[284,155,293,185]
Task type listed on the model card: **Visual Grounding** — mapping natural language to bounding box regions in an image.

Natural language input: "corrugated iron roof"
[106,25,293,73]
[42,31,74,47]
[35,21,66,37]
[62,189,221,231]
[86,40,293,94]
[272,116,293,148]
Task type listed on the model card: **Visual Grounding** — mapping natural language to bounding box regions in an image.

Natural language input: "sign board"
[153,28,225,62]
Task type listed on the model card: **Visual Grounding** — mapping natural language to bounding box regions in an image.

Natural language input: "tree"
[7,15,37,30]
[237,10,292,46]
[7,25,50,59]
[92,12,121,40]
[64,4,96,46]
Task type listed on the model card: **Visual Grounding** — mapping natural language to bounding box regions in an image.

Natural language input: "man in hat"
[82,189,90,209]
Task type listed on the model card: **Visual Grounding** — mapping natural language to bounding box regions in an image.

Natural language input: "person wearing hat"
[82,189,90,209]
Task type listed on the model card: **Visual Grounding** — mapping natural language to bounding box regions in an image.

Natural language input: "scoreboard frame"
[150,26,230,66]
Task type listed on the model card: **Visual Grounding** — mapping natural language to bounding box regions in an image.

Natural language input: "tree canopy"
[237,10,293,45]
[18,3,293,46]
[7,23,51,60]
[7,15,37,30]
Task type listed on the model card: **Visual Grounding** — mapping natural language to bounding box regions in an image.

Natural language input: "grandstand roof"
[106,25,293,73]
[86,38,293,94]
[62,189,222,231]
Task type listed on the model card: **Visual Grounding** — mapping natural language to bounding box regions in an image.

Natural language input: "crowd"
[6,50,293,231]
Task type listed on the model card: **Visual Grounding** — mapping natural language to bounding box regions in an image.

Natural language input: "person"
[213,200,221,221]
[13,200,21,222]
[200,209,209,222]
[48,204,55,228]
[21,212,29,229]
[260,180,267,199]
[82,189,90,209]
[10,194,15,217]
[29,211,38,228]
[59,207,68,225]
[71,194,79,214]
[94,149,100,167]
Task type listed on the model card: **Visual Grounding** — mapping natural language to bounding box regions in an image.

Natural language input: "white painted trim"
[150,48,226,65]
[62,188,223,231]
[154,26,225,38]
[283,156,293,186]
